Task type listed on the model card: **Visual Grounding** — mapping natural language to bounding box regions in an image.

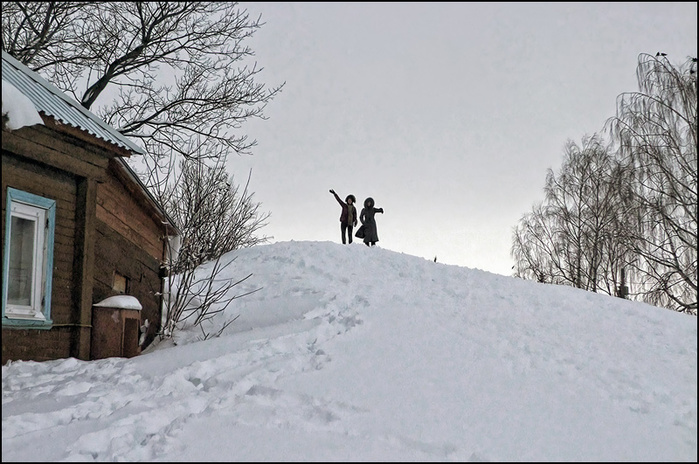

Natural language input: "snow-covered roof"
[2,51,178,235]
[1,79,44,130]
[1,50,144,156]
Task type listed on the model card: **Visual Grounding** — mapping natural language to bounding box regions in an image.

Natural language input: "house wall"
[96,167,165,262]
[2,148,79,363]
[2,124,167,363]
[93,218,163,351]
[93,162,166,349]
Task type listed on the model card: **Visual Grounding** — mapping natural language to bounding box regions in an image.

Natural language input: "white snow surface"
[1,80,44,130]
[2,241,696,462]
[93,295,143,310]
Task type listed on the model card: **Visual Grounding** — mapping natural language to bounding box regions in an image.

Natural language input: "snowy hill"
[2,240,696,461]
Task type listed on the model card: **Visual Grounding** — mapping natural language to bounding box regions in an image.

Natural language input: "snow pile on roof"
[2,80,44,130]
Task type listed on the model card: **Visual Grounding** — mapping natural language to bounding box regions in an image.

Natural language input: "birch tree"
[608,53,697,314]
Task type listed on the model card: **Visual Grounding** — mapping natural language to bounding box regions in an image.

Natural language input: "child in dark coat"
[359,197,384,247]
[329,189,357,244]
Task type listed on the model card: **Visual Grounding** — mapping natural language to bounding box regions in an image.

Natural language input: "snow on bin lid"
[93,295,142,310]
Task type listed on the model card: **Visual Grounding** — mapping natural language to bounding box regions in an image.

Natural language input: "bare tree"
[546,136,629,291]
[512,135,637,297]
[513,54,696,314]
[2,1,284,191]
[3,2,286,336]
[512,135,619,294]
[163,153,271,273]
[512,203,560,284]
[1,2,93,73]
[161,249,259,342]
[160,153,268,340]
[608,53,697,314]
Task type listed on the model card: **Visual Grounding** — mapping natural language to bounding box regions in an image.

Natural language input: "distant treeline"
[512,53,697,315]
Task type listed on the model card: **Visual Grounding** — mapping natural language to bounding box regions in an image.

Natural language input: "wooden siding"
[96,171,165,260]
[3,122,169,363]
[1,327,75,363]
[94,160,168,350]
[93,219,163,350]
[2,153,78,364]
[2,124,110,180]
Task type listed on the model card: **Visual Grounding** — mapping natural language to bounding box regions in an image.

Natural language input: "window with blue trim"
[2,188,55,329]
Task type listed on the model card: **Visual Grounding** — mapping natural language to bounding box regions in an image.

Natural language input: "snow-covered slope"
[2,240,696,461]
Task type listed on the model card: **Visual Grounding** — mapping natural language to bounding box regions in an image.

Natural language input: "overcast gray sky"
[232,2,697,276]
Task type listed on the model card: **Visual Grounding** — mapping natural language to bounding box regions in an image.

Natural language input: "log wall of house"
[94,168,166,349]
[3,121,168,363]
[2,149,78,362]
[96,169,164,260]
[93,219,163,350]
[2,126,107,363]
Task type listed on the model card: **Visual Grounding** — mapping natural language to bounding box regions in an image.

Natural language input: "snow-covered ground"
[2,240,696,461]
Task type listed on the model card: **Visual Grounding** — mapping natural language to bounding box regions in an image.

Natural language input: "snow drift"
[2,240,696,461]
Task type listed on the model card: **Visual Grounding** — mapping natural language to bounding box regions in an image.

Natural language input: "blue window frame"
[2,187,55,329]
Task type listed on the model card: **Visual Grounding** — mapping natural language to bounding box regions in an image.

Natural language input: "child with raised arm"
[329,189,358,244]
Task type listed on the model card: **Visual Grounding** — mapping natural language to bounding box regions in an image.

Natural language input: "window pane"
[8,216,36,306]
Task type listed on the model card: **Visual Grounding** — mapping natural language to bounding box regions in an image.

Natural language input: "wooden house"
[2,51,179,363]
